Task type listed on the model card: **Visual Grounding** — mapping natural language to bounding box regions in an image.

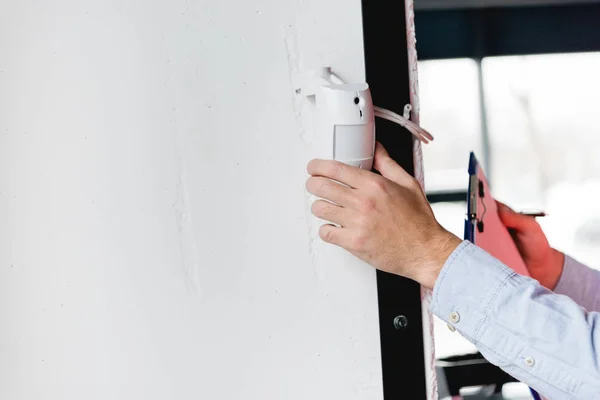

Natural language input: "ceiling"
[415,0,600,10]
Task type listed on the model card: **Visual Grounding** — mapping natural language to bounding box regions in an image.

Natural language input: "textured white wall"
[0,0,383,398]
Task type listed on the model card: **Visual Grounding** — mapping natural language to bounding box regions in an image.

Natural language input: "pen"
[519,211,546,218]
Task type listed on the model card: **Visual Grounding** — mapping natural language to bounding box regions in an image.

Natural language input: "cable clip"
[403,104,412,120]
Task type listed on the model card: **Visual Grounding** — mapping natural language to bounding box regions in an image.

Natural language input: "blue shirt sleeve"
[555,254,600,312]
[430,240,600,399]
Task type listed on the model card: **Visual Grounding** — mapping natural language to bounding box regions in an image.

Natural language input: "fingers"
[306,177,354,207]
[311,200,351,227]
[496,201,519,227]
[318,224,354,248]
[307,159,372,189]
[373,142,413,186]
[497,201,520,228]
[497,201,536,232]
[318,224,342,246]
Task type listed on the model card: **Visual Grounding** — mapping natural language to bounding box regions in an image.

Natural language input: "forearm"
[430,241,600,399]
[555,254,600,312]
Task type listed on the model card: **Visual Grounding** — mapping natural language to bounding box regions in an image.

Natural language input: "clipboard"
[464,152,530,277]
[465,153,545,399]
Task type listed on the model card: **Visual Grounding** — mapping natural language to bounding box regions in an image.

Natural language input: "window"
[419,52,600,361]
[420,58,483,195]
[483,53,600,269]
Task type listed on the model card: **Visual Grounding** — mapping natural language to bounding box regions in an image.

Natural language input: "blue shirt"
[430,241,600,399]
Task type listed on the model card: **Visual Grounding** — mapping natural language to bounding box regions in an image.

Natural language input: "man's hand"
[497,201,564,290]
[306,142,462,289]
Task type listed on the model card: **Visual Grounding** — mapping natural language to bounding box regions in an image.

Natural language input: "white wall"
[0,1,383,398]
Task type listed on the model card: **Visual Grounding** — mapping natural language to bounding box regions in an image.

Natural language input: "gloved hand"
[497,201,565,290]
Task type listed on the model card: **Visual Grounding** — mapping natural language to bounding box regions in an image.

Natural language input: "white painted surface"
[0,1,383,399]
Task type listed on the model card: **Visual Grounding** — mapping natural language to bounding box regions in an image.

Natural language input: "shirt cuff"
[430,240,516,343]
[554,255,587,298]
[554,254,600,312]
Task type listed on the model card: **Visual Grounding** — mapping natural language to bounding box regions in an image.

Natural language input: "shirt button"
[449,312,460,323]
[524,357,535,367]
[447,323,456,332]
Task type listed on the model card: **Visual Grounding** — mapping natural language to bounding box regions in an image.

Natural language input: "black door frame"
[361,1,429,398]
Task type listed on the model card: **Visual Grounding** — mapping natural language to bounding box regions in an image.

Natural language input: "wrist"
[414,230,463,290]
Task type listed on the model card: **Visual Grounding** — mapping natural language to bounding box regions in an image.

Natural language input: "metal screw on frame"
[393,315,408,330]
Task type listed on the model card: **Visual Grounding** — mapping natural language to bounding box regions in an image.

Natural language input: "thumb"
[373,142,412,185]
[497,200,535,232]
